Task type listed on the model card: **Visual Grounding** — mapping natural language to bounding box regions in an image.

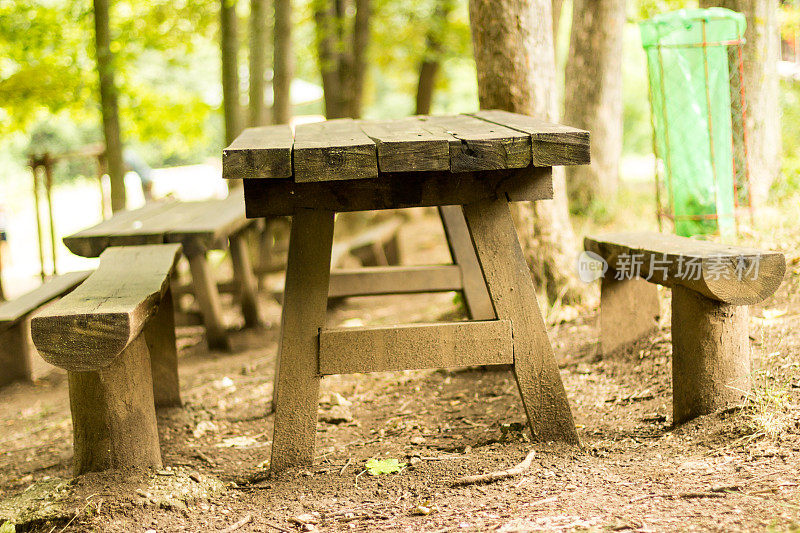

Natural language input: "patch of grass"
[743,369,793,440]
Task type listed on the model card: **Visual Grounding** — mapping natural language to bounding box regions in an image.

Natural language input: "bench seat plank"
[0,270,92,327]
[32,244,182,371]
[584,232,785,305]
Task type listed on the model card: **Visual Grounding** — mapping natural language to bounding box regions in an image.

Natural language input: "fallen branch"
[221,513,252,533]
[452,449,536,486]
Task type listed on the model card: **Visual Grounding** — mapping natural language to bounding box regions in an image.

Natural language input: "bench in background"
[0,270,91,387]
[31,244,182,475]
[585,232,786,423]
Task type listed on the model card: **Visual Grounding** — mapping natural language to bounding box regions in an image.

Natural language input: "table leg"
[438,206,495,320]
[187,250,232,352]
[230,231,265,328]
[270,208,335,473]
[461,199,579,444]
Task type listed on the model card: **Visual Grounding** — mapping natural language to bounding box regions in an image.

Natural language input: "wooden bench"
[31,244,182,475]
[585,232,786,423]
[0,270,92,387]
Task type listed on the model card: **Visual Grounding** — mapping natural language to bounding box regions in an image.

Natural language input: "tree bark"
[469,0,584,304]
[563,0,625,212]
[273,0,293,124]
[249,0,269,127]
[93,0,126,212]
[700,0,781,205]
[221,0,243,145]
[415,0,453,115]
[552,0,564,41]
[314,0,370,119]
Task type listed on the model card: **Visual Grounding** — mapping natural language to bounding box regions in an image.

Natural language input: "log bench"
[584,232,786,423]
[0,270,92,386]
[31,244,182,474]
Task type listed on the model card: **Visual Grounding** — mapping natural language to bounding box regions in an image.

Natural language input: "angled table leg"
[186,246,232,352]
[461,198,579,444]
[270,208,335,473]
[438,205,495,320]
[230,230,265,328]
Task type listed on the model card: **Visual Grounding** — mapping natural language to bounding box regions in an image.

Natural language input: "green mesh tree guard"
[640,8,747,237]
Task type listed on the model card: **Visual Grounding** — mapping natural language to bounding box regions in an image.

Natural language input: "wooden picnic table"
[63,190,262,351]
[223,110,591,473]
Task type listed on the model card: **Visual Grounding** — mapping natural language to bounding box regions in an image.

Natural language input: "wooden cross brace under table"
[224,110,591,472]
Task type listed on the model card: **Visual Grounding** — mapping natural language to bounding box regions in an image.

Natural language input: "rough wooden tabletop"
[223,110,590,182]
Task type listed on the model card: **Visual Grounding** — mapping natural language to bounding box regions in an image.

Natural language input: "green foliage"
[775,80,800,199]
[0,521,14,533]
[365,458,405,475]
[633,0,697,20]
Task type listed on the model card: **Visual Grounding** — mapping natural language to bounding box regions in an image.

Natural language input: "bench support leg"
[230,231,265,328]
[671,285,750,424]
[600,276,660,355]
[145,287,181,408]
[68,334,162,475]
[270,208,335,473]
[462,199,579,444]
[0,321,34,386]
[439,205,495,320]
[187,250,232,352]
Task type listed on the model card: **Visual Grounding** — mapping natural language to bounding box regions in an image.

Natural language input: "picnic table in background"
[224,110,591,472]
[63,190,263,351]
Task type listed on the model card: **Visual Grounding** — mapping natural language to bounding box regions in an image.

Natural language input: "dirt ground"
[1,206,800,532]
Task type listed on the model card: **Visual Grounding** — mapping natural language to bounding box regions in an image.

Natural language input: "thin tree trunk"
[221,0,243,145]
[93,0,126,212]
[249,0,269,127]
[469,0,584,304]
[552,0,564,41]
[314,1,346,118]
[348,0,370,118]
[563,0,625,212]
[700,0,780,206]
[273,0,293,124]
[415,0,453,115]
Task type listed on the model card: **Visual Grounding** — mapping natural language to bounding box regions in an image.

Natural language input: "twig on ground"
[452,449,536,486]
[221,513,252,533]
[340,457,353,475]
[264,520,293,533]
[676,492,726,499]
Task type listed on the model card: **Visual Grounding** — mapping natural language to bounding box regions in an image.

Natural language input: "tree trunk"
[273,0,293,124]
[221,0,243,145]
[699,0,780,206]
[563,0,625,212]
[469,0,584,304]
[552,0,564,40]
[249,0,269,127]
[314,0,370,119]
[415,0,453,115]
[93,0,126,212]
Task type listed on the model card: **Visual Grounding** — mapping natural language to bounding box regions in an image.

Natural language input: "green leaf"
[365,458,406,476]
[0,521,16,533]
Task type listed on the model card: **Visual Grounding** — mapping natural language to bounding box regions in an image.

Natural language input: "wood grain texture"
[243,166,553,216]
[327,265,463,298]
[439,206,495,320]
[0,320,37,386]
[187,251,231,352]
[462,198,579,444]
[270,208,335,473]
[471,109,590,166]
[418,114,531,172]
[68,333,162,474]
[358,118,450,172]
[584,232,786,305]
[671,285,750,423]
[0,270,92,326]
[293,119,378,182]
[319,320,513,375]
[600,276,660,355]
[31,244,182,372]
[222,125,293,179]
